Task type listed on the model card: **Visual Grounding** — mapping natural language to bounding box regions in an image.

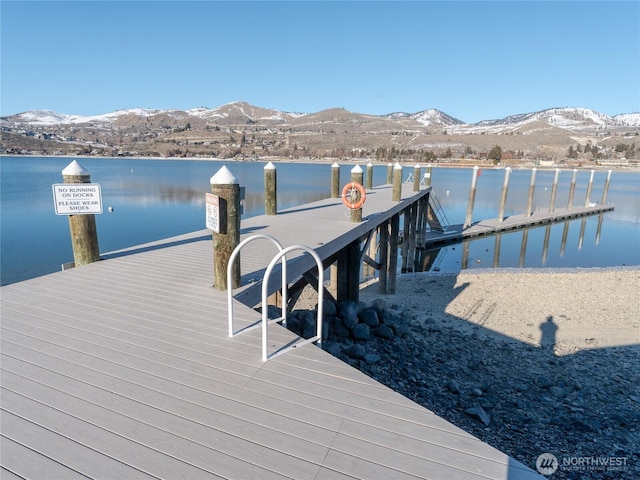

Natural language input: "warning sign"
[206,193,220,233]
[52,183,103,215]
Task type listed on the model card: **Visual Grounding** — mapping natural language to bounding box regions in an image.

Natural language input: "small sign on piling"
[205,193,221,233]
[52,183,103,215]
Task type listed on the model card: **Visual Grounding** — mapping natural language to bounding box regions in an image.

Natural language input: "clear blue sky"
[1,1,638,123]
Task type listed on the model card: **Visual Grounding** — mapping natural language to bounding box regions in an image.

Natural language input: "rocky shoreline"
[288,268,640,479]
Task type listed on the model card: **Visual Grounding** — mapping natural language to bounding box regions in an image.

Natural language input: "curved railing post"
[261,245,324,361]
[227,234,287,337]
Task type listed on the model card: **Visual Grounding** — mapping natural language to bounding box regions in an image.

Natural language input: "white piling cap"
[394,162,402,169]
[62,160,89,176]
[264,161,276,170]
[414,163,421,169]
[210,165,238,184]
[367,162,373,167]
[332,162,340,168]
[351,164,363,173]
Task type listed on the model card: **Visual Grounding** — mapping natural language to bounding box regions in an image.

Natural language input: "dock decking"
[420,204,615,249]
[1,183,545,479]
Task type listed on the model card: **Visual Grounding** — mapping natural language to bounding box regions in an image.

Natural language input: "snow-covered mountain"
[386,109,464,127]
[3,102,639,131]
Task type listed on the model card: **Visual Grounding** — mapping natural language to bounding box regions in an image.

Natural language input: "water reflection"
[409,211,635,274]
[1,156,639,285]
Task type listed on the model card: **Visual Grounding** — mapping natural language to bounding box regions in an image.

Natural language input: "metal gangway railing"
[227,235,323,361]
[427,192,451,233]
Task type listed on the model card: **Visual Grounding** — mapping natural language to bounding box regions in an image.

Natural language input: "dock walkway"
[420,204,614,248]
[1,183,544,479]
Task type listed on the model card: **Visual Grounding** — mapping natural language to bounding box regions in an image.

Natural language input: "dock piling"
[584,169,595,207]
[413,164,421,192]
[210,166,241,290]
[392,162,402,201]
[601,170,612,204]
[497,166,511,222]
[62,160,100,267]
[526,168,537,216]
[386,162,393,184]
[350,165,364,223]
[424,164,432,187]
[549,168,560,212]
[331,163,340,198]
[568,169,578,209]
[366,162,373,190]
[464,165,479,228]
[264,161,277,215]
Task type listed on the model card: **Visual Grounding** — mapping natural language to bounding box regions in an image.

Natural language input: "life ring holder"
[341,182,366,210]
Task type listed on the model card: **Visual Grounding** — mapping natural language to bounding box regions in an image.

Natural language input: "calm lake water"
[1,156,639,285]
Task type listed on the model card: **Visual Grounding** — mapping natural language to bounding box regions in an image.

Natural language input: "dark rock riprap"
[283,298,640,480]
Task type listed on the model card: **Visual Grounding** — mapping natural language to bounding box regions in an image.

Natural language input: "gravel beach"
[293,267,640,478]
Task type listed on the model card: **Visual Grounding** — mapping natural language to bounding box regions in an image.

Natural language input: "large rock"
[465,405,491,426]
[352,323,371,341]
[344,343,366,359]
[339,300,359,328]
[359,308,380,328]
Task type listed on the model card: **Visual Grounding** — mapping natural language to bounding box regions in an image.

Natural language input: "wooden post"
[350,165,364,223]
[425,163,432,187]
[526,167,537,216]
[331,162,340,198]
[549,168,560,212]
[378,222,389,294]
[567,169,578,210]
[366,162,373,190]
[264,161,277,215]
[337,240,360,303]
[408,202,418,272]
[416,195,428,247]
[601,170,612,204]
[210,166,241,290]
[584,169,595,207]
[464,165,479,228]
[497,166,511,222]
[412,164,421,192]
[388,214,400,294]
[392,162,402,201]
[401,207,410,272]
[386,162,393,184]
[367,227,378,277]
[62,160,100,266]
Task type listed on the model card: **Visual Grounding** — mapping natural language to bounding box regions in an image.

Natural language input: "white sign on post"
[52,183,103,215]
[206,193,220,233]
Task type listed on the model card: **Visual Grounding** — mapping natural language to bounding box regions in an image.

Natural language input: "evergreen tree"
[488,145,502,164]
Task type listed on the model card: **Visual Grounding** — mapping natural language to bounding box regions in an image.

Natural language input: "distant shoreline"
[2,153,638,172]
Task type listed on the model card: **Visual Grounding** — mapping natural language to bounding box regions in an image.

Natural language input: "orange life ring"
[341,182,366,210]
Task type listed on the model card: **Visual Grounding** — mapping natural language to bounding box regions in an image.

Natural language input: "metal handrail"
[227,234,287,337]
[261,245,324,361]
[430,192,451,231]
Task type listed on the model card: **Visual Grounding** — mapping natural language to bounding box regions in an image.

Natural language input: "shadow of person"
[539,315,558,354]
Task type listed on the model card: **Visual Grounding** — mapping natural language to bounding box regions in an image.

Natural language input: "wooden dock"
[0,183,545,479]
[420,204,615,248]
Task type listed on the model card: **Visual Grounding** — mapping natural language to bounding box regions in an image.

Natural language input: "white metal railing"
[227,234,287,337]
[260,245,324,361]
[429,192,451,232]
